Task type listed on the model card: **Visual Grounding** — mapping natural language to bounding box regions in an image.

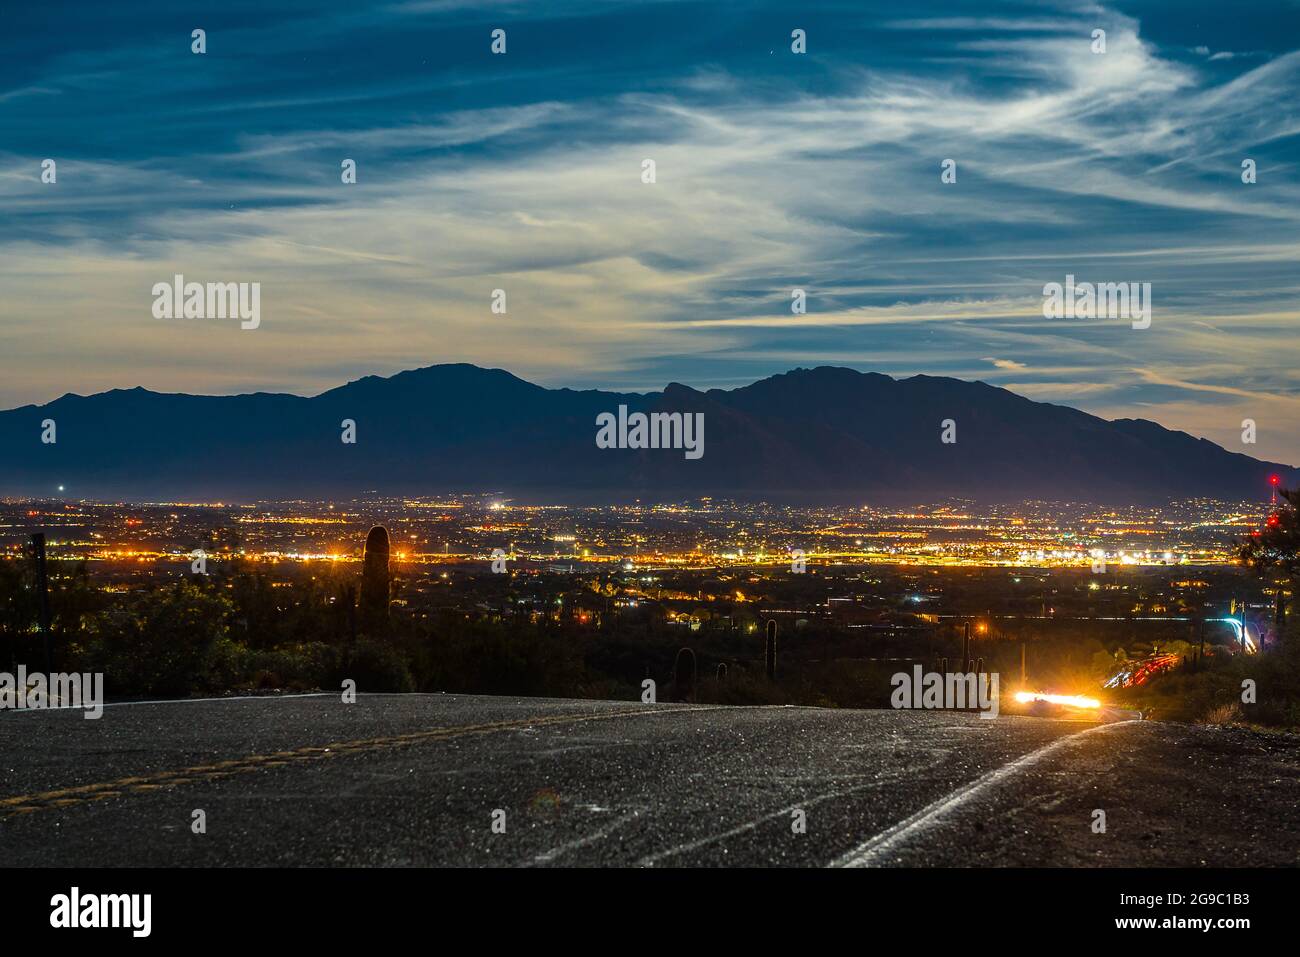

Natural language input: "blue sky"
[2,0,1298,462]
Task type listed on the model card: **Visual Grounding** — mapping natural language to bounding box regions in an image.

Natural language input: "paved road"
[1,694,1295,866]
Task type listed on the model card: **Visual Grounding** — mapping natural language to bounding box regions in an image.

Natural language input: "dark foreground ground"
[1,694,1295,867]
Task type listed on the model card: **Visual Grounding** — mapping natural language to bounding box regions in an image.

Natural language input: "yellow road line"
[0,707,661,818]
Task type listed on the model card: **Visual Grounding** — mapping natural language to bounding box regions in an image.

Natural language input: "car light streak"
[1013,691,1101,709]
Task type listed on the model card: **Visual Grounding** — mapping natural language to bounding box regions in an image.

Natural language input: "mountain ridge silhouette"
[1,363,1291,504]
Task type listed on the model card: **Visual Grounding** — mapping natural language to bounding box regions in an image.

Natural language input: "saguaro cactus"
[673,647,697,702]
[765,619,777,680]
[360,525,391,629]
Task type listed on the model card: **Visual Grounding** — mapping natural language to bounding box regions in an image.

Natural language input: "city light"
[1014,691,1101,709]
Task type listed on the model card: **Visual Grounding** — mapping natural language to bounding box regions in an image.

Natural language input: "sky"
[1,0,1298,463]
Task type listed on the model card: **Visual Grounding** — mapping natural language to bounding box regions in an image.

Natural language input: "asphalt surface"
[1,694,1295,866]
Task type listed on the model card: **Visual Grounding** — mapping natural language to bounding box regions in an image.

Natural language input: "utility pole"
[31,533,53,675]
[1021,641,1027,686]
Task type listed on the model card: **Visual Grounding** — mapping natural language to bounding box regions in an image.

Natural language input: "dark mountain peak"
[740,366,885,390]
[319,362,545,403]
[51,386,155,406]
[401,362,534,386]
[719,366,869,400]
[901,373,997,394]
[662,381,702,399]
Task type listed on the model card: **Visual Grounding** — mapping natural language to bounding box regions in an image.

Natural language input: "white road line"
[529,811,643,866]
[830,719,1140,868]
[0,691,336,714]
[99,691,334,708]
[636,781,882,868]
[636,752,951,867]
[1,691,739,714]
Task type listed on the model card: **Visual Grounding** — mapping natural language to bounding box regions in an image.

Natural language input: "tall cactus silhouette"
[765,619,777,680]
[673,647,697,702]
[359,525,391,630]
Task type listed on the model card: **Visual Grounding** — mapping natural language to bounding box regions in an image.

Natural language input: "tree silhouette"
[1240,487,1300,578]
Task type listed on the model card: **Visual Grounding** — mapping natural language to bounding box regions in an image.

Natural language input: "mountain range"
[0,363,1292,504]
